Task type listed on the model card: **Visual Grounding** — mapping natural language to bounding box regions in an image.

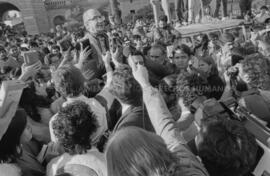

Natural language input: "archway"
[53,15,66,26]
[0,2,23,31]
[0,2,20,21]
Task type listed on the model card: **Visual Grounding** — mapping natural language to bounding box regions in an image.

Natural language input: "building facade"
[2,0,270,35]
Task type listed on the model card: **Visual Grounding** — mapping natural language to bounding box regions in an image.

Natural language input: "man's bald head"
[83,9,105,34]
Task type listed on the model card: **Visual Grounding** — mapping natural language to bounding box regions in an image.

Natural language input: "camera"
[227,66,239,78]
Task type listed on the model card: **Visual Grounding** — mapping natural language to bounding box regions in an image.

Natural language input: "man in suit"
[79,9,108,80]
[108,65,155,133]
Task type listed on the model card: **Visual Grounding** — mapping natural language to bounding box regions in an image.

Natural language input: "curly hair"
[52,65,85,98]
[198,116,258,176]
[176,72,210,107]
[52,101,98,154]
[240,53,270,90]
[109,66,142,106]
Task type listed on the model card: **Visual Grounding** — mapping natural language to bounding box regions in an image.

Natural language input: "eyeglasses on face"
[150,55,160,59]
[87,16,105,23]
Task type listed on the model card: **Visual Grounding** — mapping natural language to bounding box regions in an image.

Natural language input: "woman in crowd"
[196,56,225,100]
[171,44,193,74]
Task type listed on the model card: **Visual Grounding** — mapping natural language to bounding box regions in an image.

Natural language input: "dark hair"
[0,47,6,53]
[51,45,60,51]
[176,72,209,107]
[109,66,142,106]
[260,5,268,10]
[198,117,258,176]
[150,43,166,56]
[52,101,98,154]
[159,15,167,22]
[209,32,219,41]
[53,65,85,98]
[42,47,50,55]
[135,16,143,22]
[133,35,141,41]
[159,75,178,108]
[0,110,27,162]
[173,44,193,57]
[194,34,209,56]
[29,40,39,48]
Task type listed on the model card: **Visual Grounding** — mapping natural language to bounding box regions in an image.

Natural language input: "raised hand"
[128,55,150,88]
[102,51,111,66]
[19,61,42,82]
[78,44,92,64]
[110,46,122,68]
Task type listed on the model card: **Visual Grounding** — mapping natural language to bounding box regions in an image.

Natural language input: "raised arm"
[96,51,115,109]
[129,56,186,147]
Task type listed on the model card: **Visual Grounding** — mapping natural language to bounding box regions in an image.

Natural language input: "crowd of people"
[0,3,270,176]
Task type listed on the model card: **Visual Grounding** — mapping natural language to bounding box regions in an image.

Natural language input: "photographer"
[193,99,258,176]
[222,53,270,127]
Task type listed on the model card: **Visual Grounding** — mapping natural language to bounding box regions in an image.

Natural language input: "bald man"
[77,9,108,80]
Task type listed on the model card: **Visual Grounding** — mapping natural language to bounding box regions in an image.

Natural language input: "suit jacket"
[143,86,209,176]
[113,105,155,133]
[79,32,108,80]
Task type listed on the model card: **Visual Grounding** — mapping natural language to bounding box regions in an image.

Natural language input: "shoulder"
[0,163,22,176]
[46,153,71,176]
[67,150,106,171]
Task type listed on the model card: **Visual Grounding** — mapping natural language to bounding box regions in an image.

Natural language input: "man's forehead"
[83,9,101,20]
[150,48,163,54]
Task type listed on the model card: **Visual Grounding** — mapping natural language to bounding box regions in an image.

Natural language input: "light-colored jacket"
[143,86,209,176]
[46,148,107,176]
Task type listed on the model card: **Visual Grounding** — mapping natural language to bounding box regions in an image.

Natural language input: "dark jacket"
[113,105,155,133]
[207,74,225,100]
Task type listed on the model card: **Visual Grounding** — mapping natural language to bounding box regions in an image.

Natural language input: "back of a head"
[109,66,142,106]
[197,116,258,176]
[150,43,166,55]
[240,53,270,90]
[159,15,168,23]
[220,32,235,44]
[53,65,85,98]
[106,127,177,176]
[176,72,210,107]
[173,44,193,57]
[52,101,98,154]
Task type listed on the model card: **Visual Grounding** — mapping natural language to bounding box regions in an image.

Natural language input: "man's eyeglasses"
[150,55,160,59]
[87,16,105,23]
